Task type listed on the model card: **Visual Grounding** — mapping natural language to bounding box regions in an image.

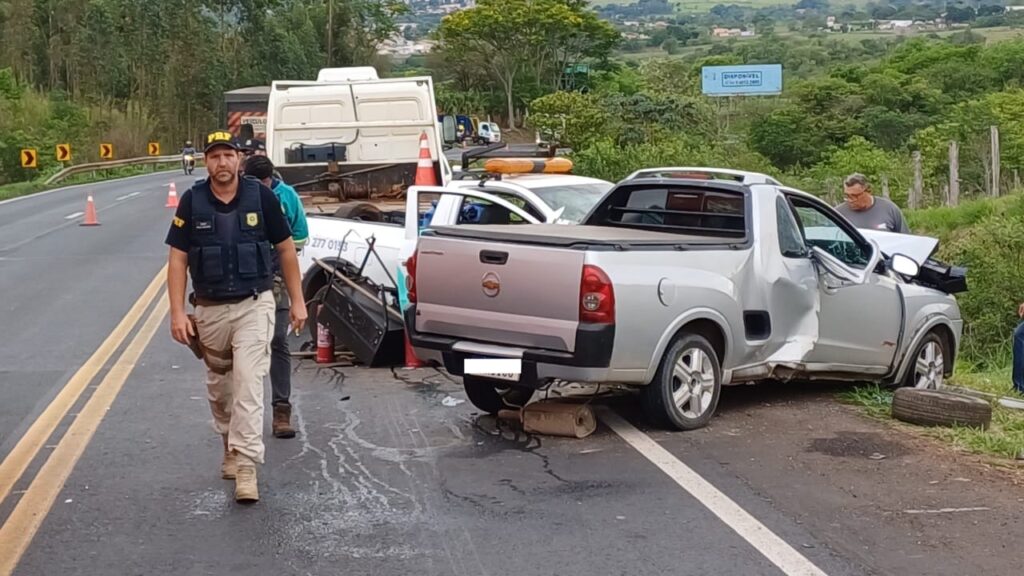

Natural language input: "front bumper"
[404,306,614,388]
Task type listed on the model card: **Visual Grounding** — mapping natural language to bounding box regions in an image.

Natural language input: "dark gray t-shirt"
[834,196,909,233]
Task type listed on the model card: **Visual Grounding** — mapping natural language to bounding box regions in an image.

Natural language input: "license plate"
[464,358,522,382]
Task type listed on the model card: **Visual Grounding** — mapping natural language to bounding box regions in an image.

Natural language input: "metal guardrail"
[44,153,206,186]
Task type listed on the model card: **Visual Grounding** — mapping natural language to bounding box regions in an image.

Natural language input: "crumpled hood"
[858,228,940,265]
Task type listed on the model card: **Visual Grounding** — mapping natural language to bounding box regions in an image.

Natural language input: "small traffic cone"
[80,195,100,226]
[403,330,425,369]
[414,132,438,186]
[165,182,179,208]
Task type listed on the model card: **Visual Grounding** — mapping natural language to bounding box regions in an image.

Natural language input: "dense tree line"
[0,0,406,182]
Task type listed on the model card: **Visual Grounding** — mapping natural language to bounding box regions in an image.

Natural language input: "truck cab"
[265,69,453,199]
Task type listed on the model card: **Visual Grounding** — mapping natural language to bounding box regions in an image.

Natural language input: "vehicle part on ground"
[904,332,947,390]
[317,259,405,367]
[463,375,534,415]
[642,333,722,431]
[498,401,597,439]
[891,388,992,430]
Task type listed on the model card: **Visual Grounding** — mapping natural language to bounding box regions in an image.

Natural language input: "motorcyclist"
[181,140,197,175]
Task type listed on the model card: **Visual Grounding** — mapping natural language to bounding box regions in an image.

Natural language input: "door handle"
[479,250,508,265]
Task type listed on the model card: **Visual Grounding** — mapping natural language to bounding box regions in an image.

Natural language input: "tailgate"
[415,236,584,352]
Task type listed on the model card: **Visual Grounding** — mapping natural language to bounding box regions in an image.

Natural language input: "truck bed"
[425,223,746,249]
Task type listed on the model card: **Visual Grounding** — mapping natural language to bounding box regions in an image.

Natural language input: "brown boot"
[272,403,296,439]
[221,435,237,480]
[234,461,259,503]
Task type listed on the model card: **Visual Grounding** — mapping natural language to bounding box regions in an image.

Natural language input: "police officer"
[237,155,308,439]
[166,130,307,503]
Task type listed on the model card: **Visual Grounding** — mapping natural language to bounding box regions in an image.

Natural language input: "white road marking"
[115,192,141,200]
[904,506,990,514]
[600,410,829,576]
[63,212,83,220]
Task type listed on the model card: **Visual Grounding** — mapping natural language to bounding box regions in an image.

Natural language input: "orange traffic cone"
[414,132,437,186]
[80,195,100,226]
[403,330,425,369]
[165,182,179,208]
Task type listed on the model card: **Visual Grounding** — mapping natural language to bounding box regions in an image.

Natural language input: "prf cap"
[204,130,241,153]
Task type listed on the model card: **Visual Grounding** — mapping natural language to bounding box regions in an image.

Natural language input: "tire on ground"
[463,375,534,414]
[891,388,992,430]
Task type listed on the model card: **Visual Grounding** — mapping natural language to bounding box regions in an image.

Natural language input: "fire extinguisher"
[316,305,335,364]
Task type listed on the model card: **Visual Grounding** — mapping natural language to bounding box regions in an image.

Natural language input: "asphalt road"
[0,172,1021,576]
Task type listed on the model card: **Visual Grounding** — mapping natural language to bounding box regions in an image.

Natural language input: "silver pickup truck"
[404,176,967,430]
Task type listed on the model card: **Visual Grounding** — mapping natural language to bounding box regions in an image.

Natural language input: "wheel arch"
[644,309,732,384]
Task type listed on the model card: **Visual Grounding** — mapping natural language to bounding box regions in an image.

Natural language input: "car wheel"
[904,332,946,390]
[641,333,722,431]
[463,375,534,414]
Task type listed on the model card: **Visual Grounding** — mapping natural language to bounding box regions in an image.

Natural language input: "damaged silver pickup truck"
[404,176,967,430]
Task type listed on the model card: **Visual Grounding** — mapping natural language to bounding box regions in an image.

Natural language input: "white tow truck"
[263,66,613,363]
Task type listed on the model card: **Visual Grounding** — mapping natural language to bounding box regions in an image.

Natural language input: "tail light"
[405,250,419,304]
[579,264,615,324]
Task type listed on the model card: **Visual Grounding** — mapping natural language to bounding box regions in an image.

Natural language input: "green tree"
[526,91,608,149]
[434,0,618,129]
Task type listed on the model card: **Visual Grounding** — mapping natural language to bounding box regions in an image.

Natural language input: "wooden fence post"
[991,125,1000,197]
[911,151,923,209]
[948,140,959,207]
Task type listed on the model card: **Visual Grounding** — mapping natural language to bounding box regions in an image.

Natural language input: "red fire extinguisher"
[316,305,335,364]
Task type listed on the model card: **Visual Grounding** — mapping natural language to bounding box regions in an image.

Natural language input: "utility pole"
[881,175,890,199]
[949,140,959,207]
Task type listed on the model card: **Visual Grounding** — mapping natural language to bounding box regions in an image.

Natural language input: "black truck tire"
[891,388,992,430]
[334,202,383,221]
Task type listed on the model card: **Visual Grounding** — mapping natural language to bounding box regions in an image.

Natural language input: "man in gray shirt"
[834,173,910,233]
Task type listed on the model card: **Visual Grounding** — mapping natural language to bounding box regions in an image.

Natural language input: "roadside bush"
[0,69,160,186]
[943,215,1024,365]
[570,137,780,185]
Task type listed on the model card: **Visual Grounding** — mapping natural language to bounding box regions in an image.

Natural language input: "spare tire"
[333,202,383,221]
[891,388,992,430]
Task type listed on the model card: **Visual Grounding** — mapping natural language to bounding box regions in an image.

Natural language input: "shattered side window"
[776,197,806,258]
[791,200,870,269]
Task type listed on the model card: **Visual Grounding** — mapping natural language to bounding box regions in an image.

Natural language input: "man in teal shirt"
[242,155,308,438]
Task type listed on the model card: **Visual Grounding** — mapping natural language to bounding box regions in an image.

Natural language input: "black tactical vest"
[188,177,274,300]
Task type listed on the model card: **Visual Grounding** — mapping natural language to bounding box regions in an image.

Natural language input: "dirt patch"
[806,431,912,459]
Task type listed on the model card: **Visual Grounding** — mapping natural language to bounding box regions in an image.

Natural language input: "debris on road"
[441,396,464,407]
[498,401,597,439]
[891,388,993,429]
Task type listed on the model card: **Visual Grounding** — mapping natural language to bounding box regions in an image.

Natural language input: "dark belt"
[192,291,267,307]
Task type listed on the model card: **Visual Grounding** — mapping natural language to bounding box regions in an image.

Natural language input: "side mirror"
[890,253,920,277]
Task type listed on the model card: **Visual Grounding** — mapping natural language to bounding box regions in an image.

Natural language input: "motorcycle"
[182,153,195,175]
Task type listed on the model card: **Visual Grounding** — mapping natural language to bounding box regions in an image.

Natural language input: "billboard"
[701,64,783,97]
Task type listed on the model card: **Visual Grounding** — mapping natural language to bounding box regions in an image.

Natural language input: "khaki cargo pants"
[194,290,276,465]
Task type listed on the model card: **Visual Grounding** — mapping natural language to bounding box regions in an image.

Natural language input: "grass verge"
[0,163,181,202]
[839,373,1024,460]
